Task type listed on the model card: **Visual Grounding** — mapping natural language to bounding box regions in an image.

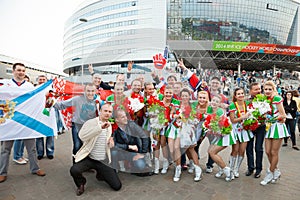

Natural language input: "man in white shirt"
[0,63,46,183]
[70,103,121,196]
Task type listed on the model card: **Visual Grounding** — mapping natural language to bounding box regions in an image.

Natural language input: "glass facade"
[167,0,300,45]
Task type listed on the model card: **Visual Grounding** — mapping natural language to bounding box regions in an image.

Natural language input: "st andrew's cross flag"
[0,80,57,141]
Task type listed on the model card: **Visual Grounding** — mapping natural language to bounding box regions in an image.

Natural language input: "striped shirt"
[89,128,108,161]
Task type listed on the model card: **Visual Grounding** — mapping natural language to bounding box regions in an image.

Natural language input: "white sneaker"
[205,167,213,173]
[233,170,239,178]
[154,158,160,174]
[188,160,195,174]
[223,167,232,182]
[173,165,182,182]
[260,170,274,186]
[13,158,27,165]
[194,165,202,182]
[215,167,224,178]
[271,169,281,183]
[161,158,169,174]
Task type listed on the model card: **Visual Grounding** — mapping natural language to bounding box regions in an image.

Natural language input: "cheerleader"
[193,91,210,159]
[177,88,202,182]
[260,81,288,185]
[153,86,180,178]
[206,95,236,182]
[228,88,253,179]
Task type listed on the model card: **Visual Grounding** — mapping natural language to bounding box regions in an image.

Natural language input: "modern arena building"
[63,0,300,81]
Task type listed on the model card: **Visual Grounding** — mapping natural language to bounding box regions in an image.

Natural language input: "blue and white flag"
[0,80,57,141]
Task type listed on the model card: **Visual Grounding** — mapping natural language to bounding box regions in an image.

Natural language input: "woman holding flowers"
[260,81,288,185]
[228,88,253,179]
[153,86,180,177]
[193,91,210,159]
[205,95,235,182]
[177,88,202,182]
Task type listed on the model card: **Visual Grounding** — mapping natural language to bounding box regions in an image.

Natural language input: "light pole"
[79,18,88,84]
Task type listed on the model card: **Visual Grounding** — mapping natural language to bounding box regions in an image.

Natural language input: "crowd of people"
[0,61,299,196]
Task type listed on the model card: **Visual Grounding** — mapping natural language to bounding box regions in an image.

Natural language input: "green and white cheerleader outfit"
[159,94,180,139]
[192,102,206,141]
[229,101,254,143]
[205,107,236,146]
[265,95,289,139]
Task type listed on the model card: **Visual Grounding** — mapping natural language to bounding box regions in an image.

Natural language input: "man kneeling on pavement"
[70,103,122,196]
[111,108,152,176]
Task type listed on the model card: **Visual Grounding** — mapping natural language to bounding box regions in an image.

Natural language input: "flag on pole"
[0,80,57,141]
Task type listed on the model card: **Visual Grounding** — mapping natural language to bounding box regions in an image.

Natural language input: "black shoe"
[254,172,261,178]
[282,143,288,147]
[245,170,253,176]
[292,146,300,151]
[37,156,43,160]
[131,172,151,177]
[47,155,54,159]
[76,184,84,196]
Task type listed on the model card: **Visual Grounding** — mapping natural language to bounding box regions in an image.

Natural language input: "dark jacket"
[113,121,149,153]
[283,99,297,119]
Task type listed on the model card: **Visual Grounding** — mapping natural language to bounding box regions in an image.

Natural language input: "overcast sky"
[1,0,299,74]
[0,0,84,73]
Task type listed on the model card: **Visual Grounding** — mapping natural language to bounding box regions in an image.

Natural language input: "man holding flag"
[0,63,47,183]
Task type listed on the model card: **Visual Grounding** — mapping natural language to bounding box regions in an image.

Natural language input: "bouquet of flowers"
[128,97,144,113]
[178,105,199,125]
[147,96,167,133]
[242,117,259,131]
[248,94,271,123]
[203,113,232,136]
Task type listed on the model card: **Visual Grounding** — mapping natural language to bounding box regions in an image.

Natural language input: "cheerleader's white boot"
[173,165,182,182]
[223,166,232,182]
[229,156,237,180]
[161,158,169,174]
[154,157,160,174]
[194,165,202,182]
[260,169,274,186]
[271,168,281,183]
[188,160,195,174]
[215,166,224,178]
[234,156,244,178]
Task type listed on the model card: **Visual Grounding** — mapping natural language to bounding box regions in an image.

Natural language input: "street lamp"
[79,18,88,84]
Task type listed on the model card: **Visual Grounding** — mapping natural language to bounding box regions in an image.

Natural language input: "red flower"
[182,105,191,119]
[218,116,230,127]
[131,93,144,103]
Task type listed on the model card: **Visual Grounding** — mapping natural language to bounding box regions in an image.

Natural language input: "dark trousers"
[284,118,296,146]
[246,125,266,173]
[70,157,122,191]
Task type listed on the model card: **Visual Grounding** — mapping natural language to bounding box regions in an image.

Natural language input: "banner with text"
[212,41,300,56]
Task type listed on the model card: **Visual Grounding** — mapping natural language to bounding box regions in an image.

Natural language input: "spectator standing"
[35,75,55,160]
[0,63,46,183]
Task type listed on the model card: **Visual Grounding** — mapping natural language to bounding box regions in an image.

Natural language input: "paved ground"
[1,131,300,200]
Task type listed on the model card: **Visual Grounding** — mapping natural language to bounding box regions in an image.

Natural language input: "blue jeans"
[72,123,83,156]
[111,149,146,172]
[13,140,24,160]
[36,136,54,157]
[55,108,64,133]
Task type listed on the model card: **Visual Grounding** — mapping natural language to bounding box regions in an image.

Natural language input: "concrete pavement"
[1,131,300,200]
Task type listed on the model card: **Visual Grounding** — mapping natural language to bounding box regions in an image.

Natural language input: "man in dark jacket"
[111,109,151,174]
